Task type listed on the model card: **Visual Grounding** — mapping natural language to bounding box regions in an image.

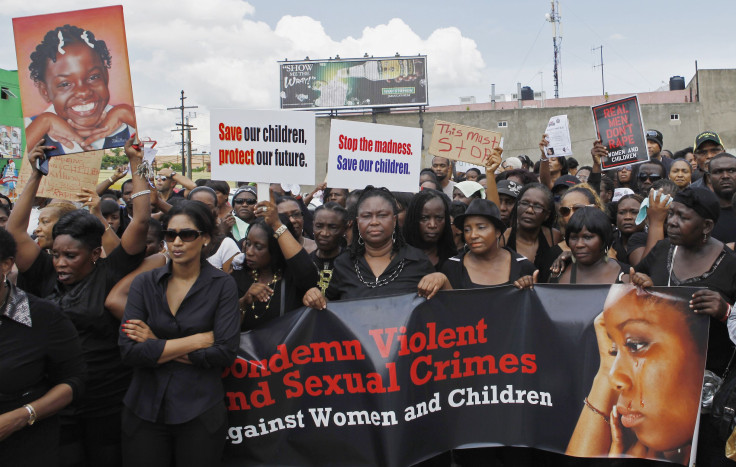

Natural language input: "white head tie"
[81,31,95,48]
[57,31,66,55]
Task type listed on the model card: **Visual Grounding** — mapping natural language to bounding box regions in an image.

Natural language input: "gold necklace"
[249,269,282,318]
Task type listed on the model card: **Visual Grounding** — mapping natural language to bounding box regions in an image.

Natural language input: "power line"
[167,91,198,177]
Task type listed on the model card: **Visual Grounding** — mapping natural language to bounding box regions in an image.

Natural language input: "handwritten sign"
[210,110,315,185]
[327,120,422,192]
[428,120,502,165]
[592,96,648,169]
[16,150,103,201]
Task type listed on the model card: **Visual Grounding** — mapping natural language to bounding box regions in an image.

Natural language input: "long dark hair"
[164,201,217,263]
[403,189,456,262]
[349,186,405,259]
[508,183,557,235]
[244,216,294,273]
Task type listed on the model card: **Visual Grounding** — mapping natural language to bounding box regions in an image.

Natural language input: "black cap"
[453,199,506,233]
[497,180,522,198]
[552,175,580,190]
[646,129,663,149]
[694,131,723,150]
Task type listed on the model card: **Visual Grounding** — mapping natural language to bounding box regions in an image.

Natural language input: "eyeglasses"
[638,173,662,182]
[518,200,547,214]
[285,211,303,220]
[558,204,595,217]
[162,229,203,242]
[155,175,169,181]
[233,197,257,205]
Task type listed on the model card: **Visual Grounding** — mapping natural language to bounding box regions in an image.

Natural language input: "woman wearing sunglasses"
[557,185,606,243]
[549,207,629,284]
[119,200,240,467]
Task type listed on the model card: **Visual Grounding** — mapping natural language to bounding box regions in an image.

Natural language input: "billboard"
[279,56,428,110]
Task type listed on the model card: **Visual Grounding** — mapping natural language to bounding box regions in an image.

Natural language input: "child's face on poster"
[37,42,110,129]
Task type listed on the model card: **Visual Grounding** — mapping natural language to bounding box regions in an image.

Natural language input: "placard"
[13,6,136,158]
[16,150,103,201]
[592,96,649,169]
[0,158,20,201]
[327,119,422,192]
[211,110,315,185]
[544,115,572,157]
[0,126,22,159]
[428,120,501,166]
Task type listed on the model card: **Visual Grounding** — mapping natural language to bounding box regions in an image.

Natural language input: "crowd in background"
[1,127,736,466]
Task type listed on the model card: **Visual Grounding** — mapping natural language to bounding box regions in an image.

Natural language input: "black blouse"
[232,249,319,331]
[119,262,240,424]
[325,244,434,301]
[19,245,144,416]
[441,247,535,289]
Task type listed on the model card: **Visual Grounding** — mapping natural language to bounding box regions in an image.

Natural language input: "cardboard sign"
[327,119,422,192]
[16,150,103,201]
[592,96,649,169]
[544,115,572,157]
[13,6,136,157]
[210,110,315,185]
[428,120,502,166]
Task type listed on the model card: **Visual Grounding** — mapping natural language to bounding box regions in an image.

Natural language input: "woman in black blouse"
[6,137,150,467]
[442,199,536,289]
[0,229,86,465]
[302,186,448,309]
[119,201,240,466]
[632,187,736,467]
[403,189,457,270]
[231,194,319,331]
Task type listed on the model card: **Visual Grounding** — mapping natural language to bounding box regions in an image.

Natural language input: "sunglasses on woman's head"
[162,229,203,242]
[558,204,595,217]
[233,198,257,205]
[638,173,662,182]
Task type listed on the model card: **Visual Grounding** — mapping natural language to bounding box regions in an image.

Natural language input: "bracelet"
[722,303,733,323]
[105,224,112,232]
[584,397,609,424]
[273,224,288,239]
[130,190,151,200]
[23,404,37,426]
[107,176,115,184]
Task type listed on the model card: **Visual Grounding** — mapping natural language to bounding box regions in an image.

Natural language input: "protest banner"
[16,150,103,201]
[327,120,422,192]
[210,110,315,186]
[544,115,573,157]
[428,120,502,166]
[0,158,20,201]
[592,96,648,170]
[223,284,706,466]
[13,6,136,163]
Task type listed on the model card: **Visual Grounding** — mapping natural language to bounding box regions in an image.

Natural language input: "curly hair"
[29,25,112,84]
[349,186,405,259]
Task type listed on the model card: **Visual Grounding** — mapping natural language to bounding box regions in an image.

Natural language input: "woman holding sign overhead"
[302,186,449,308]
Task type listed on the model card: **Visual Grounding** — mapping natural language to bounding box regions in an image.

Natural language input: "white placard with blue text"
[210,109,315,185]
[327,119,422,192]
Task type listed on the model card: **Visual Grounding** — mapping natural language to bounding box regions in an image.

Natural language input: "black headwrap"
[673,187,720,223]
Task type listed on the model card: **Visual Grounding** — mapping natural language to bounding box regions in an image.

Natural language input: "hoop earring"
[358,233,365,246]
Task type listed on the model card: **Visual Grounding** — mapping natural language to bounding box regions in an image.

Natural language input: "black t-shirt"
[19,245,144,416]
[441,248,535,289]
[636,239,736,374]
[325,245,434,301]
[506,227,561,283]
[713,205,736,244]
[232,248,318,331]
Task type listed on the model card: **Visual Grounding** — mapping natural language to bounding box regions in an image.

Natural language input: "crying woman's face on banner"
[602,288,703,453]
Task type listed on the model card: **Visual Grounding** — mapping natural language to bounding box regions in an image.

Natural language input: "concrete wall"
[309,69,736,185]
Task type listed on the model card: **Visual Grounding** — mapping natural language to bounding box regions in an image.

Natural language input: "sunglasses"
[233,197,257,205]
[162,229,203,242]
[155,175,169,181]
[638,173,662,182]
[558,204,595,217]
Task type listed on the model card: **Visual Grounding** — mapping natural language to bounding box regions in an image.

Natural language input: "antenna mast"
[547,1,562,98]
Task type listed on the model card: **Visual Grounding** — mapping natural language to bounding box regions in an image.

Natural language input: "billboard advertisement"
[279,56,427,110]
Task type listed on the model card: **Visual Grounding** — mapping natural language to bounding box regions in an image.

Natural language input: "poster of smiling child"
[13,6,136,160]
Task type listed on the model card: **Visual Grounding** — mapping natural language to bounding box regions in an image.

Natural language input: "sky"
[1,0,735,155]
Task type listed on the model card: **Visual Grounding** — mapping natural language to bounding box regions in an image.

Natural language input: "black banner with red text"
[222,285,708,466]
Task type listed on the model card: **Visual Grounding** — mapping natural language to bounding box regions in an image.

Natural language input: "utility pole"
[167,90,198,175]
[593,45,605,96]
[546,0,562,98]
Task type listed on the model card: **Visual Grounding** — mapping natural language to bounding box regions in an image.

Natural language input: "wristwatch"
[273,224,288,239]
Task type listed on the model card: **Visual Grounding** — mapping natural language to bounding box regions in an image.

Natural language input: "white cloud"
[609,33,625,41]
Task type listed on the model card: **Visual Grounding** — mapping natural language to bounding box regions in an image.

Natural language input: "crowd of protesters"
[1,127,735,467]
